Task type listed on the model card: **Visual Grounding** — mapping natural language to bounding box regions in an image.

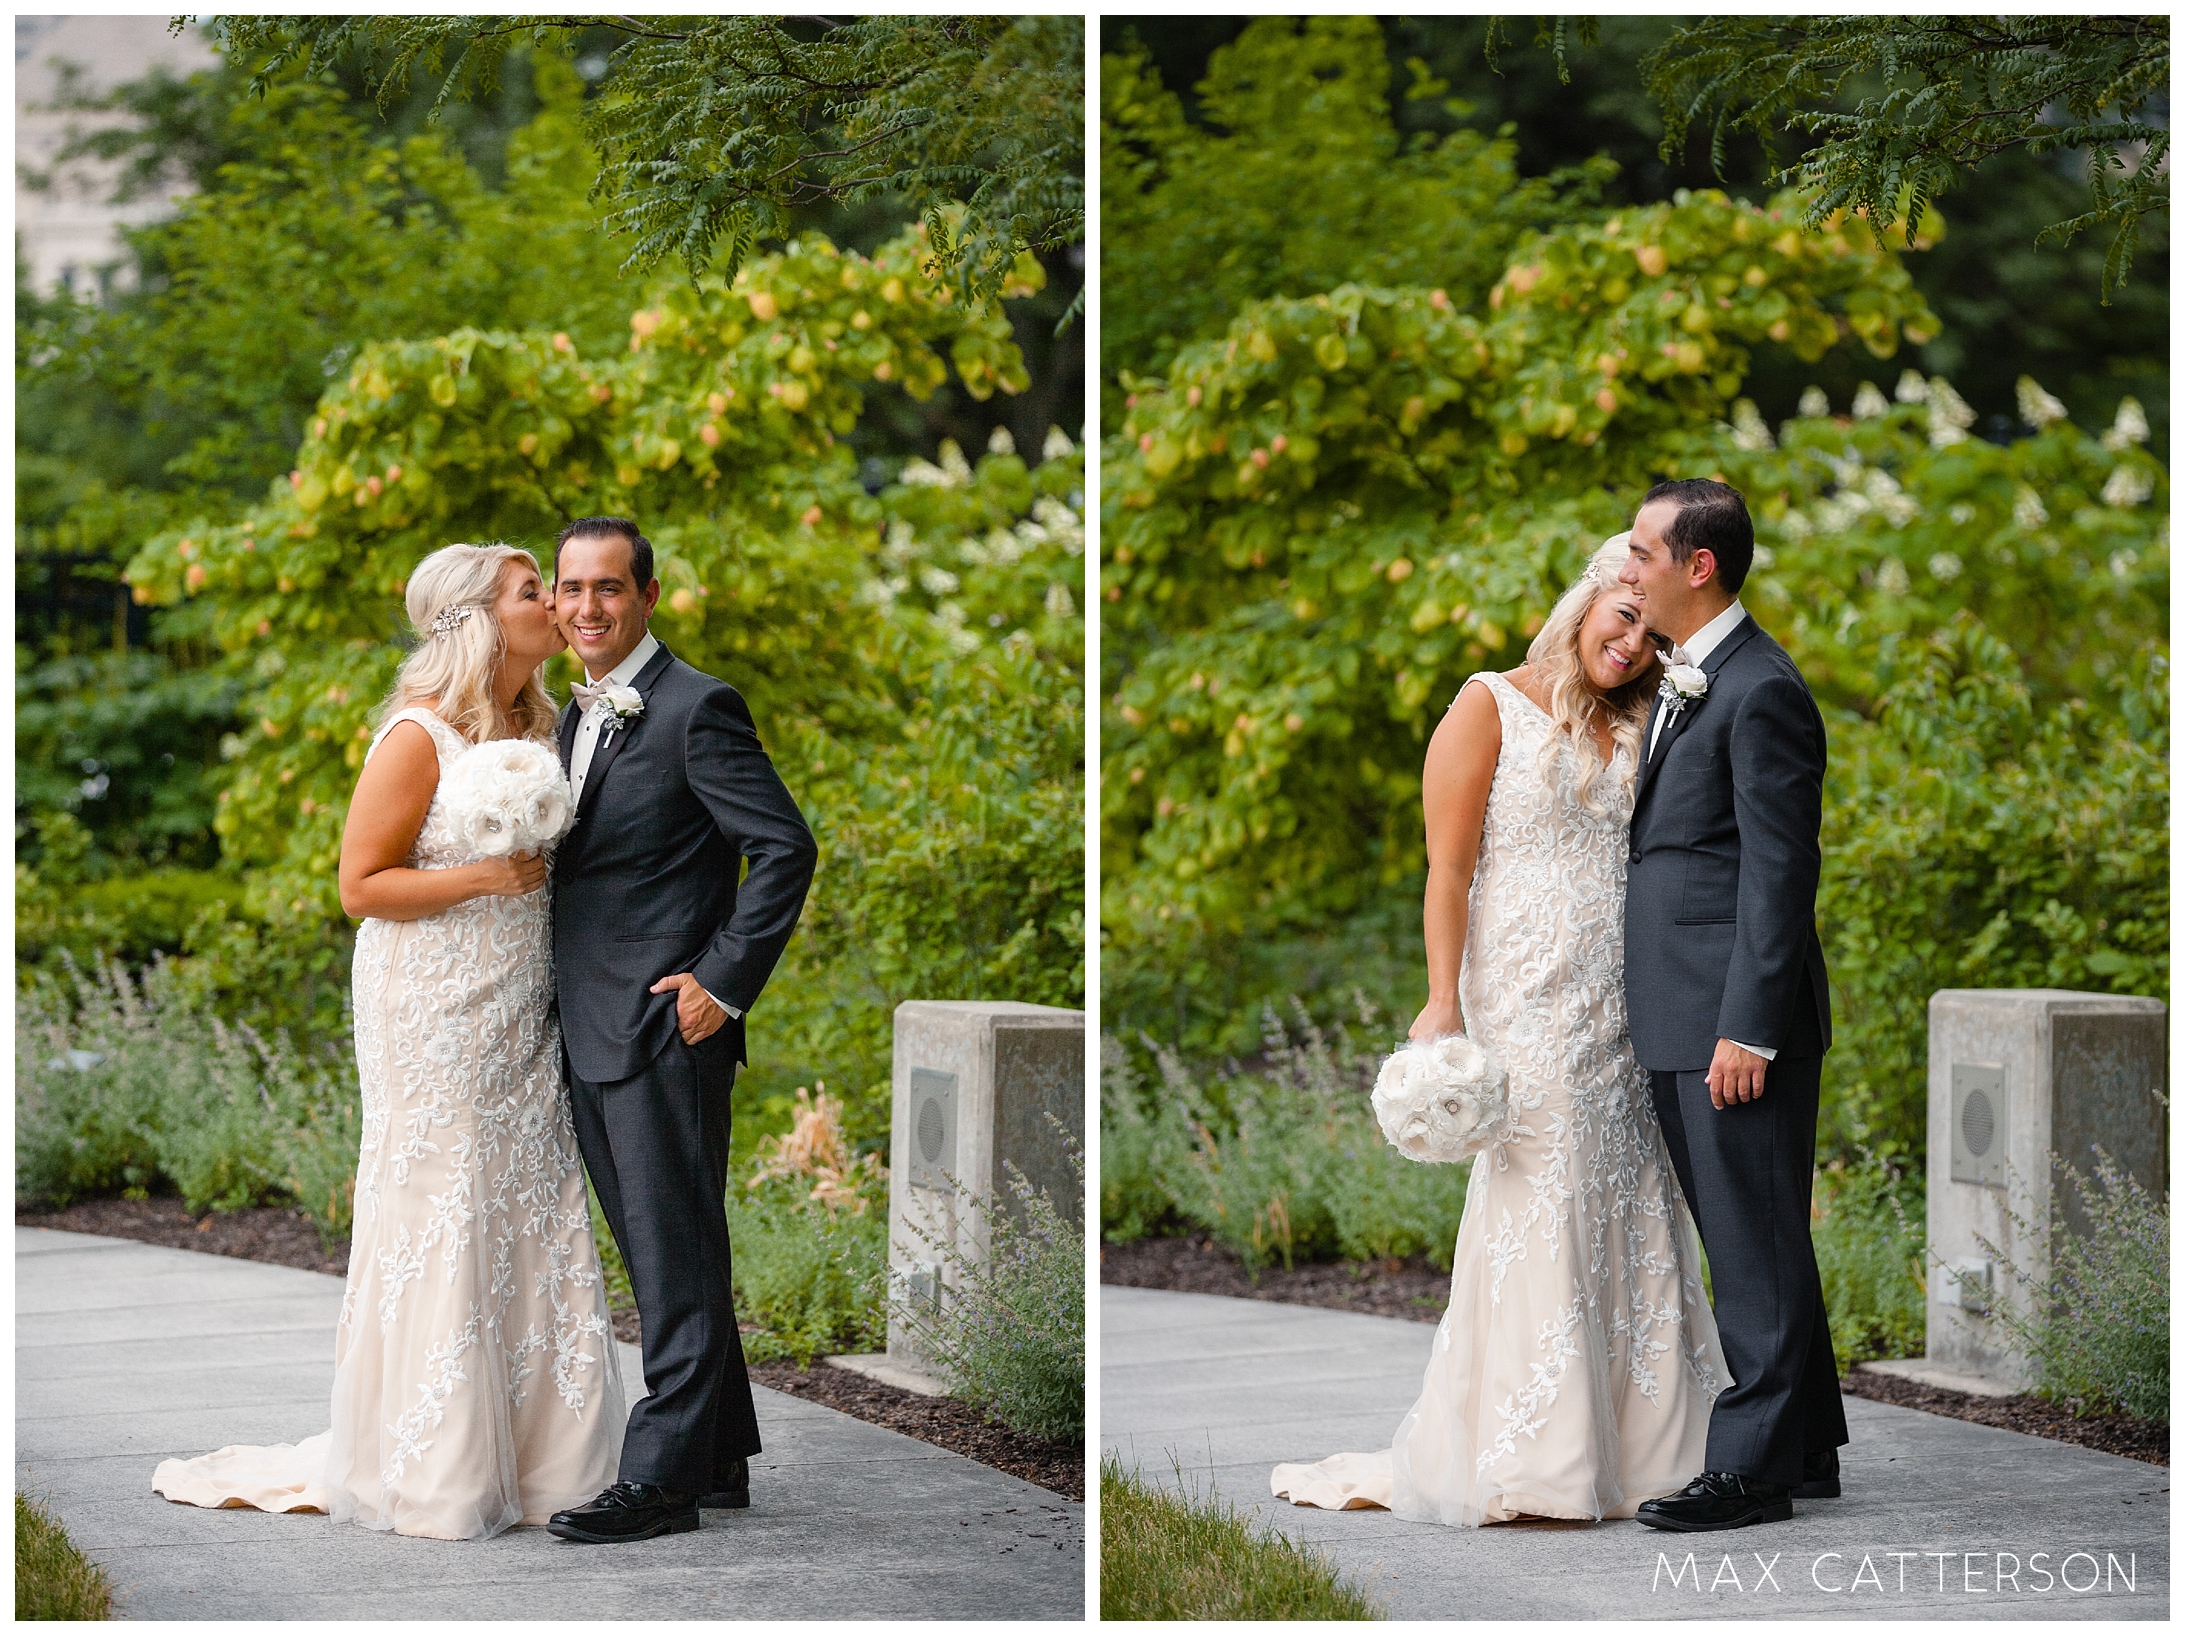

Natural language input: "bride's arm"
[1409,681,1501,1041]
[337,721,545,921]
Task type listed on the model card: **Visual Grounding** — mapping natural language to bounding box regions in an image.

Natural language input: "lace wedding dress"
[153,708,625,1540]
[1271,671,1725,1525]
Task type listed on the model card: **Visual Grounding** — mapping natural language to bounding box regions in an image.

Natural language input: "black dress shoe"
[1636,1472,1793,1532]
[1792,1447,1840,1500]
[547,1482,700,1543]
[699,1458,751,1510]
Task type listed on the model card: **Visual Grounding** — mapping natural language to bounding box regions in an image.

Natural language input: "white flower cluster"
[1729,398,1775,452]
[1371,1033,1509,1164]
[2016,375,2069,429]
[440,738,574,857]
[2102,397,2149,453]
[1925,377,1977,448]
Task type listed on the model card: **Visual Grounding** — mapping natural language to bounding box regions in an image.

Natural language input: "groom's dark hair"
[554,516,655,588]
[1642,478,1754,594]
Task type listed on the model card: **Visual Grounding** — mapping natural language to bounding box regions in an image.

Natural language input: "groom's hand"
[650,972,727,1045]
[1706,1039,1768,1110]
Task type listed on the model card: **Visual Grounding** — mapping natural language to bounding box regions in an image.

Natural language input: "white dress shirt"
[1646,599,1745,760]
[570,631,659,802]
[1644,599,1775,1063]
[569,630,740,1022]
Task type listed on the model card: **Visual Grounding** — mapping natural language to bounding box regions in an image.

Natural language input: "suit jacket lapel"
[558,701,580,776]
[1634,612,1756,817]
[570,641,676,832]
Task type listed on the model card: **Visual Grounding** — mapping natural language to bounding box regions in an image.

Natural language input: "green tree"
[1635,14,2168,298]
[1106,16,2168,456]
[1101,16,1611,398]
[16,61,631,874]
[203,15,1085,302]
[120,226,1080,1128]
[1104,187,1941,937]
[1098,171,2166,1157]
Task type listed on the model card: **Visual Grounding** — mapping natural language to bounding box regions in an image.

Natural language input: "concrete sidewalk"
[1101,1285,2167,1621]
[17,1229,1082,1620]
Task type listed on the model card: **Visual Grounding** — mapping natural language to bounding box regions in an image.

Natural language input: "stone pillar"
[885,1000,1085,1379]
[1925,989,2167,1390]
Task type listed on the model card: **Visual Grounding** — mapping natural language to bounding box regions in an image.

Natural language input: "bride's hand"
[1409,996,1464,1042]
[473,851,548,898]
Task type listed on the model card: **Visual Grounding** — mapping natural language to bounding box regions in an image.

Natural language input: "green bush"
[1097,16,2166,1166]
[724,1178,889,1367]
[1103,998,1470,1273]
[1983,1148,2168,1421]
[16,953,358,1233]
[1810,1153,1927,1374]
[897,1142,1086,1441]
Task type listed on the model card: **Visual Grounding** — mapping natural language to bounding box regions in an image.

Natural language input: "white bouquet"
[1371,1032,1509,1163]
[439,738,575,857]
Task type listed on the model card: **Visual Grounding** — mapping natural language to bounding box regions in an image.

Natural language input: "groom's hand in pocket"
[650,972,727,1045]
[1706,1039,1768,1110]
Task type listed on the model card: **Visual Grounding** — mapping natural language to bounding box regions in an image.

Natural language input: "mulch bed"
[1105,1234,2170,1469]
[1841,1367,2168,1468]
[17,1197,350,1276]
[20,1199,1083,1500]
[1101,1232,1454,1322]
[747,1360,1084,1502]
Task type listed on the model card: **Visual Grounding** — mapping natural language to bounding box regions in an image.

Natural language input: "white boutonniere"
[599,684,645,732]
[1658,662,1709,712]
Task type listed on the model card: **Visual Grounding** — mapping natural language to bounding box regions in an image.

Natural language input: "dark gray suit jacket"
[1624,612,1831,1071]
[552,642,817,1084]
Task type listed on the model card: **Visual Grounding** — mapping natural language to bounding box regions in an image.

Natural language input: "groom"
[544,517,817,1544]
[1617,479,1847,1532]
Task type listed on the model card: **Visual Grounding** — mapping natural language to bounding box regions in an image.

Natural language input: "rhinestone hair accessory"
[430,604,477,637]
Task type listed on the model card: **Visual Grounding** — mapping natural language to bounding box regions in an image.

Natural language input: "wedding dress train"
[153,709,625,1539]
[1272,672,1725,1525]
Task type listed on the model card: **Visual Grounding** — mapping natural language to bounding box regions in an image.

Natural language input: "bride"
[153,543,626,1540]
[1272,536,1725,1526]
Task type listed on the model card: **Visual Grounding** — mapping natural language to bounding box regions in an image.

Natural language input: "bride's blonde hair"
[377,543,558,746]
[1523,532,1658,810]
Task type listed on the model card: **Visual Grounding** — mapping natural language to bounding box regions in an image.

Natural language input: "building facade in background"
[17,15,215,296]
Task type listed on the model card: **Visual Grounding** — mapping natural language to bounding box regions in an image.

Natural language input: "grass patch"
[17,1491,114,1621]
[1099,1454,1382,1620]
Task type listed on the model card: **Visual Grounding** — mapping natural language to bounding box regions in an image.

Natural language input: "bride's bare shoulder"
[1435,672,1504,754]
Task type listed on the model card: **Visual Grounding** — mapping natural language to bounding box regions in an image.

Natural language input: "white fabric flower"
[1371,1033,1510,1163]
[1659,663,1709,705]
[439,738,574,857]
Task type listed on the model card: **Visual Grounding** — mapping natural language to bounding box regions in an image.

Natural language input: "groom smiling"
[1617,479,1847,1533]
[545,516,818,1544]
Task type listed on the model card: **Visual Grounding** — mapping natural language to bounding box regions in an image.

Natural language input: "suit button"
[1628,851,1641,865]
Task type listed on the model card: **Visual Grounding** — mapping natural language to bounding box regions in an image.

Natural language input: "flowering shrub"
[895,1137,1085,1440]
[116,224,1084,1144]
[723,1083,889,1365]
[16,953,359,1240]
[1099,169,2166,1164]
[747,1083,887,1214]
[1103,998,1472,1272]
[1979,1148,2169,1421]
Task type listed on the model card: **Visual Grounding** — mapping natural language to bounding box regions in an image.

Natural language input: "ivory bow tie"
[572,680,617,709]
